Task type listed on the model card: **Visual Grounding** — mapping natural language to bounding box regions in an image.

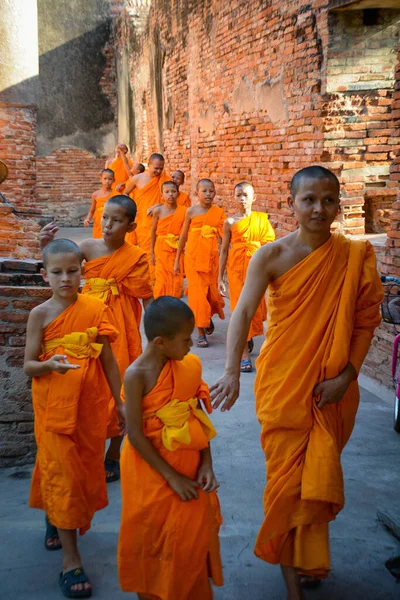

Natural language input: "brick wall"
[0,259,51,467]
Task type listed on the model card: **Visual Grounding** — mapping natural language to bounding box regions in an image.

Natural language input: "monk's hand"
[167,472,200,502]
[116,402,126,435]
[84,218,90,227]
[151,253,156,266]
[173,260,180,276]
[210,371,240,412]
[116,183,125,192]
[47,355,80,375]
[39,222,59,249]
[314,364,356,409]
[197,464,220,493]
[218,279,227,297]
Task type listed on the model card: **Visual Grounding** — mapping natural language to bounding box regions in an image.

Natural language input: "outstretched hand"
[39,222,59,249]
[210,372,240,412]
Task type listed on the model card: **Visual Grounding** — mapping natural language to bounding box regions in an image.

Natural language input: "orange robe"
[109,155,133,190]
[118,354,223,599]
[92,191,115,238]
[228,211,275,340]
[185,206,226,328]
[177,190,191,208]
[82,243,153,438]
[254,235,383,577]
[154,206,187,299]
[29,295,118,534]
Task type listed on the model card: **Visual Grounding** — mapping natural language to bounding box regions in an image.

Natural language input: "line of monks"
[24,151,384,600]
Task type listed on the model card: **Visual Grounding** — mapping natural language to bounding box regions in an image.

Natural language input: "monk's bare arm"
[98,336,124,423]
[174,209,192,274]
[211,245,273,411]
[24,308,79,377]
[84,193,97,226]
[150,210,160,264]
[124,367,199,501]
[218,220,232,296]
[120,151,131,175]
[124,174,138,196]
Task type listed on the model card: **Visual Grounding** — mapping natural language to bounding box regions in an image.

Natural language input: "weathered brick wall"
[0,260,51,467]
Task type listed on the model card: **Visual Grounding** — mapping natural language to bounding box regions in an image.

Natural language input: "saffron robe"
[118,354,223,599]
[185,206,226,328]
[254,235,383,577]
[92,192,115,238]
[82,243,153,438]
[228,212,275,340]
[29,295,118,534]
[177,191,191,208]
[109,155,133,190]
[154,206,187,299]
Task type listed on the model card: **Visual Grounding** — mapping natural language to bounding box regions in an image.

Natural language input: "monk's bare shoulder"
[251,233,298,281]
[125,355,160,396]
[79,237,100,260]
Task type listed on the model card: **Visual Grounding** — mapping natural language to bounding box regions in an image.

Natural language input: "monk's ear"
[152,335,164,349]
[287,195,295,213]
[127,221,137,233]
[81,263,85,277]
[40,268,49,283]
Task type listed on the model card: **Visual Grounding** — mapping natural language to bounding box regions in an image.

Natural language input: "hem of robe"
[29,498,108,535]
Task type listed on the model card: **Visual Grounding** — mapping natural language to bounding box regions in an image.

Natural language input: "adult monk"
[211,166,383,600]
[124,153,170,283]
[172,170,191,207]
[106,143,133,191]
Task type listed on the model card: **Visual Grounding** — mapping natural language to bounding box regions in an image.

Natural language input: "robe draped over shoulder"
[92,192,115,238]
[228,211,275,340]
[154,206,187,299]
[177,191,191,208]
[185,206,226,328]
[82,243,152,438]
[118,354,223,599]
[254,234,383,577]
[109,156,133,189]
[29,295,118,534]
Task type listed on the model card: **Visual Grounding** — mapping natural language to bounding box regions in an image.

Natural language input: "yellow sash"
[192,225,217,239]
[84,277,119,302]
[151,397,217,451]
[232,240,261,257]
[42,327,103,359]
[159,233,180,249]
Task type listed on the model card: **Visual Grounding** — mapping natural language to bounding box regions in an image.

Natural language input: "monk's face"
[148,158,165,178]
[130,162,142,176]
[102,202,135,243]
[234,184,255,212]
[197,181,215,207]
[161,183,179,205]
[101,171,114,190]
[161,319,194,360]
[172,171,184,188]
[41,253,82,299]
[289,176,340,232]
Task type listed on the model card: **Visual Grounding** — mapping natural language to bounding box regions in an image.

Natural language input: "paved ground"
[1,231,399,598]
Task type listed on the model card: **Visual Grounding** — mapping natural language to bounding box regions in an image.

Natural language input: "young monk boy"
[24,239,123,598]
[150,181,187,299]
[118,296,223,599]
[106,143,133,191]
[84,168,115,237]
[40,196,153,483]
[116,162,145,193]
[211,166,384,600]
[171,169,191,207]
[218,182,275,372]
[174,179,225,348]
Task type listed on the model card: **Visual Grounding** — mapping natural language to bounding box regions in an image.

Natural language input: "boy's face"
[197,181,215,206]
[41,253,82,298]
[149,158,165,178]
[102,202,135,242]
[159,319,194,361]
[101,172,114,190]
[171,171,184,187]
[130,162,142,176]
[162,184,178,205]
[288,176,340,232]
[235,185,254,211]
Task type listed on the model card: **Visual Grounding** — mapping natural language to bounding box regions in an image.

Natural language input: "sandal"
[197,335,209,348]
[105,458,120,483]
[247,338,254,353]
[59,568,92,598]
[240,359,253,373]
[299,575,322,588]
[44,515,62,551]
[205,319,215,336]
[385,555,400,581]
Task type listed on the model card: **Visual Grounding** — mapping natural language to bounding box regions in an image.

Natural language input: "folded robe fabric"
[82,242,153,438]
[118,354,223,599]
[185,206,226,328]
[154,205,187,299]
[29,295,118,534]
[109,156,133,190]
[92,192,116,238]
[254,234,383,577]
[228,211,275,340]
[177,191,191,208]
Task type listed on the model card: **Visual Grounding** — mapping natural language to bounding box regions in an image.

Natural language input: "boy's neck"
[142,344,169,369]
[101,186,112,193]
[103,237,126,252]
[297,227,332,250]
[50,292,79,309]
[166,201,178,210]
[239,207,252,218]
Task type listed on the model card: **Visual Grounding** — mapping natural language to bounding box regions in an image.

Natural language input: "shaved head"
[106,195,137,222]
[290,166,340,198]
[149,153,165,163]
[144,296,194,341]
[42,239,82,269]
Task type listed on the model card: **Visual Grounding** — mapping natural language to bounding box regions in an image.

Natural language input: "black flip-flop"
[299,575,322,588]
[385,555,400,580]
[59,568,92,598]
[105,458,120,483]
[247,338,254,353]
[205,319,215,336]
[197,335,209,348]
[44,515,62,551]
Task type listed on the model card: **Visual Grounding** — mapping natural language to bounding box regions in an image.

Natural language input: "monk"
[116,162,145,193]
[118,296,223,599]
[218,182,275,372]
[174,179,225,348]
[84,168,115,237]
[172,169,191,207]
[124,153,171,283]
[39,196,153,484]
[106,143,133,191]
[24,239,123,598]
[211,166,383,600]
[150,181,187,299]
